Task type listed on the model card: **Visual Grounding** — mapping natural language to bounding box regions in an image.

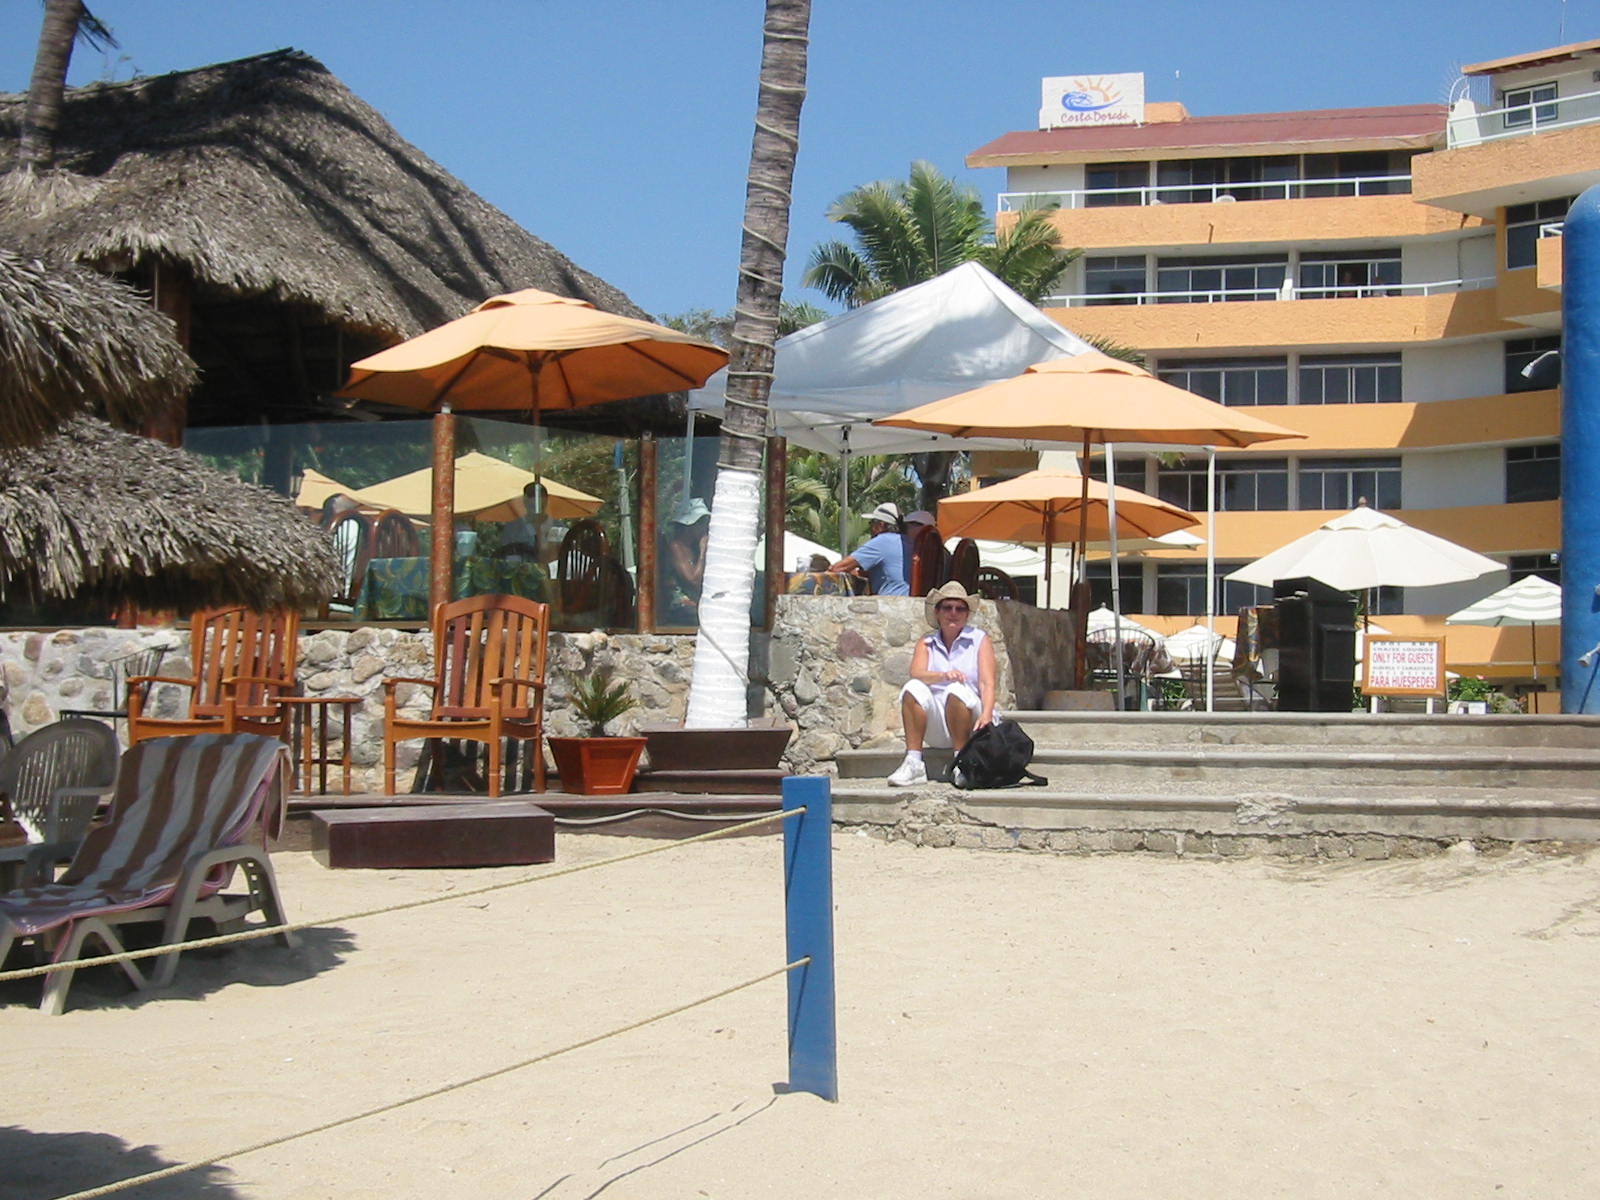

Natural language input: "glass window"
[1506,335,1561,393]
[1088,454,1150,494]
[1084,255,1146,305]
[1156,457,1288,512]
[1155,254,1286,303]
[1300,151,1413,197]
[1506,196,1572,269]
[1084,162,1149,207]
[1506,444,1561,503]
[1298,354,1403,404]
[1086,563,1145,613]
[1297,457,1402,510]
[1297,250,1402,299]
[1156,357,1289,407]
[1155,563,1209,616]
[1503,82,1559,129]
[1509,553,1559,585]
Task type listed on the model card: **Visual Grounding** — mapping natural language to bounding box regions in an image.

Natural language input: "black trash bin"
[1272,576,1357,712]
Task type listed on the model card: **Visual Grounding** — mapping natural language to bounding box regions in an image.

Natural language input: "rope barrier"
[0,807,800,983]
[552,808,778,826]
[47,957,811,1200]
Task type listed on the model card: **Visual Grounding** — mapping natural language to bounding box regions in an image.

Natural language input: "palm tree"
[684,0,810,730]
[17,1,116,171]
[785,447,917,550]
[804,160,1078,307]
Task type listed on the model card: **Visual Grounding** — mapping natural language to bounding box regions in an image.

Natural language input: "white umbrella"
[1226,505,1502,591]
[1445,575,1561,681]
[1085,605,1163,638]
[1163,622,1235,665]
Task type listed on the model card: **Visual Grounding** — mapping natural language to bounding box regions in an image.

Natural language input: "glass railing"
[998,173,1413,211]
[1447,86,1600,148]
[1046,276,1495,307]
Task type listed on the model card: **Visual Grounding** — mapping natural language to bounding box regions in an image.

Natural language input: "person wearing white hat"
[888,580,996,787]
[663,497,712,622]
[826,501,908,595]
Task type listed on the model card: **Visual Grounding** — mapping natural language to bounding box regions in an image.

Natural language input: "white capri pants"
[900,679,981,748]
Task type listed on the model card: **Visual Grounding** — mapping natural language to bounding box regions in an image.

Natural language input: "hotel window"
[1086,563,1145,613]
[1509,553,1559,586]
[1297,457,1401,510]
[1156,357,1289,407]
[1300,151,1413,197]
[1157,458,1288,512]
[1297,250,1401,299]
[1298,353,1403,404]
[1088,454,1150,494]
[1155,254,1286,303]
[1502,82,1558,129]
[1506,444,1561,503]
[1506,197,1572,269]
[1367,585,1405,616]
[1154,155,1298,203]
[1084,161,1149,207]
[1084,255,1146,305]
[1155,563,1209,616]
[1221,574,1274,617]
[1505,335,1561,392]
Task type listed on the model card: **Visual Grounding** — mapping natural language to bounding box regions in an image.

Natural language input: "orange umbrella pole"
[429,406,456,617]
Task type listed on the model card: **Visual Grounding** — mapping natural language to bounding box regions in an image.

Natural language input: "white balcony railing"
[1045,276,1495,307]
[1447,86,1600,148]
[1541,221,1566,238]
[997,173,1412,212]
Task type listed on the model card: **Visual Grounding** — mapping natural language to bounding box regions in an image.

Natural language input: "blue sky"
[2,1,1594,320]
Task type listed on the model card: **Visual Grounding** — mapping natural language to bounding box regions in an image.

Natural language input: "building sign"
[1039,73,1146,129]
[1362,636,1446,697]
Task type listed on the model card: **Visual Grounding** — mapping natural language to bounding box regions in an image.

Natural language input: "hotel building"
[966,42,1600,680]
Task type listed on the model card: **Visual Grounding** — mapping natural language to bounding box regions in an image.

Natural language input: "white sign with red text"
[1362,636,1446,697]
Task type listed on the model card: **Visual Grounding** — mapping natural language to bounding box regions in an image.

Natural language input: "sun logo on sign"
[1061,76,1122,112]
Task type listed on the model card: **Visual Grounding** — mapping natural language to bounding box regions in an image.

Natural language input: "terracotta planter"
[546,736,647,795]
[640,722,794,772]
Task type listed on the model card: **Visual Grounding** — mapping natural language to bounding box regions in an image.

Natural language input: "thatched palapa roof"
[0,49,644,336]
[0,247,196,448]
[0,416,339,611]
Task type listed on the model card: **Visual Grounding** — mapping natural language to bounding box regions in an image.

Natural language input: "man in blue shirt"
[828,502,908,595]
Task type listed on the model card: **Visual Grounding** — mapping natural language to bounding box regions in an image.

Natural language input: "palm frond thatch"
[0,416,340,611]
[0,49,646,339]
[0,246,195,449]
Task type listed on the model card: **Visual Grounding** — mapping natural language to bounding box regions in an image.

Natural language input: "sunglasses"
[936,602,970,613]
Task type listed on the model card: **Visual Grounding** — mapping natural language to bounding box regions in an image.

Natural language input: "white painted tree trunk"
[685,468,762,727]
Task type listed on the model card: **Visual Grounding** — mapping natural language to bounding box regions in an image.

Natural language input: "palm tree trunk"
[685,0,810,729]
[18,0,85,172]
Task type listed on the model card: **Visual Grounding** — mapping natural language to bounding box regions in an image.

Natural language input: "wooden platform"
[310,801,555,869]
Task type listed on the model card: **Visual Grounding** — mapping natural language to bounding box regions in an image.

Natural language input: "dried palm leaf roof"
[0,416,340,611]
[0,246,195,449]
[0,49,645,339]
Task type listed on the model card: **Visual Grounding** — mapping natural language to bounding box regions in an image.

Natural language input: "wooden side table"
[281,696,360,795]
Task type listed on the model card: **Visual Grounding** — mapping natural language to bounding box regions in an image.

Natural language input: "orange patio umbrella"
[877,351,1303,688]
[937,470,1199,607]
[337,288,727,611]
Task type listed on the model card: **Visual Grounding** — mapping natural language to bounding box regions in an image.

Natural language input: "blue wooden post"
[1563,186,1600,712]
[782,775,837,1101]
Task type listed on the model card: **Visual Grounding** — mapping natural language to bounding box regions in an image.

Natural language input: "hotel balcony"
[998,176,1482,251]
[1211,391,1560,456]
[1414,100,1600,216]
[1047,280,1516,353]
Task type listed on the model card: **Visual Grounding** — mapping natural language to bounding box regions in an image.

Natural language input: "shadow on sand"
[0,1126,237,1199]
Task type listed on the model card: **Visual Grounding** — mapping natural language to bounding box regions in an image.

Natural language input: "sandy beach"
[4,830,1600,1199]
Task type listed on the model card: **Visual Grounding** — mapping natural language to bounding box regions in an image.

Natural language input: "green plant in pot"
[546,667,648,795]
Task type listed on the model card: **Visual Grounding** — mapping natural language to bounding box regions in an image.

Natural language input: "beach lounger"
[0,732,295,1014]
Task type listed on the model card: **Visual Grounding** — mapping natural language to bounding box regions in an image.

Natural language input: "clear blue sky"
[2,1,1594,320]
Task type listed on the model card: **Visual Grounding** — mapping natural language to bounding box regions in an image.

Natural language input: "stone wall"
[0,596,1074,786]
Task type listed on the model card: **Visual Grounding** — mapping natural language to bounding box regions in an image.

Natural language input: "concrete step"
[839,743,1600,794]
[829,781,1600,848]
[634,767,785,796]
[1007,711,1600,751]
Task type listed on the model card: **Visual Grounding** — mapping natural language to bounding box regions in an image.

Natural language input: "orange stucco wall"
[1412,122,1600,213]
[1538,234,1564,291]
[1206,391,1560,454]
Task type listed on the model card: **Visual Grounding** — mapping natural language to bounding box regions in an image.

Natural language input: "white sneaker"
[887,757,927,787]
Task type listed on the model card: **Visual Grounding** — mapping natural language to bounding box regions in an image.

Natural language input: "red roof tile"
[967,105,1447,165]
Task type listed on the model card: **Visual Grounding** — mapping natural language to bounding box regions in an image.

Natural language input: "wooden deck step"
[633,768,786,796]
[310,801,555,869]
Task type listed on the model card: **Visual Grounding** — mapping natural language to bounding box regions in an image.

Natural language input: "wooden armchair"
[948,538,980,592]
[382,594,550,797]
[371,508,421,558]
[326,509,376,613]
[127,607,300,746]
[558,519,611,624]
[907,524,949,596]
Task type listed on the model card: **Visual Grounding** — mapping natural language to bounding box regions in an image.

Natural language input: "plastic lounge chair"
[0,719,120,874]
[0,732,294,1014]
[126,606,300,746]
[59,642,171,736]
[382,594,550,797]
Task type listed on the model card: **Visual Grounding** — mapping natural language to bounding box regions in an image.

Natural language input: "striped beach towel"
[0,733,286,942]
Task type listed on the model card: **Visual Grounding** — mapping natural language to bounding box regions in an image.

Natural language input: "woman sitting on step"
[888,582,997,788]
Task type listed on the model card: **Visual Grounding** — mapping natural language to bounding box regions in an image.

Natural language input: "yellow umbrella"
[937,470,1199,607]
[349,452,602,521]
[294,468,357,512]
[336,288,728,611]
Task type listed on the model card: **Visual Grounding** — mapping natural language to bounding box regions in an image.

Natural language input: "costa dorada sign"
[1039,73,1146,129]
[1362,636,1446,697]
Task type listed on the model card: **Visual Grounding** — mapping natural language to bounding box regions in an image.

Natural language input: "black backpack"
[951,719,1048,789]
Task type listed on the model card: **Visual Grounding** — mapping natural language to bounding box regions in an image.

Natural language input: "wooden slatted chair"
[558,519,611,624]
[907,524,949,596]
[948,538,980,591]
[126,607,300,746]
[382,594,550,797]
[371,507,421,558]
[326,509,376,614]
[974,566,1019,601]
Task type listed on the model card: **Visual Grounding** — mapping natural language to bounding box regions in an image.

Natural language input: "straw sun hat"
[924,580,974,628]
